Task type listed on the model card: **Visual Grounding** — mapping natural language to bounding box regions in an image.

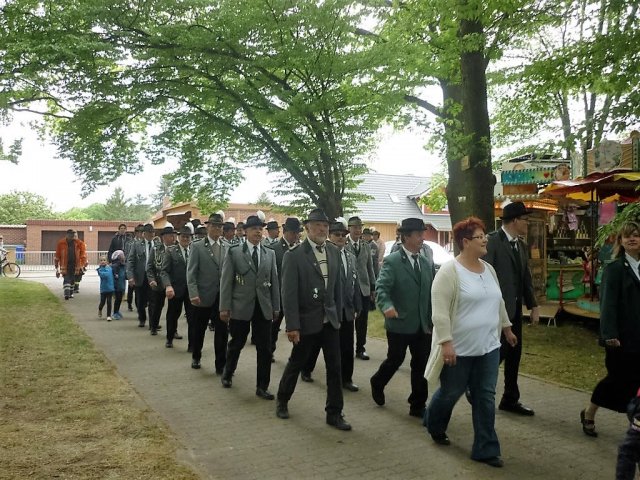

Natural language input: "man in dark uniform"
[160,224,195,349]
[267,217,303,360]
[187,212,228,371]
[370,218,435,418]
[275,208,351,431]
[219,212,280,400]
[126,223,155,327]
[146,224,176,335]
[484,201,539,416]
[301,217,361,392]
[346,216,376,361]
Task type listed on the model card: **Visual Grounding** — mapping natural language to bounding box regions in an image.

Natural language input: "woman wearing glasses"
[425,217,517,468]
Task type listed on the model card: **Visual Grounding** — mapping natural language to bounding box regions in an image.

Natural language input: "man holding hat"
[54,229,88,300]
[275,208,352,431]
[262,220,281,246]
[370,218,435,418]
[346,216,376,361]
[160,224,195,349]
[301,217,362,392]
[187,212,228,371]
[127,223,156,327]
[146,224,176,335]
[219,212,280,399]
[267,217,303,359]
[484,201,539,416]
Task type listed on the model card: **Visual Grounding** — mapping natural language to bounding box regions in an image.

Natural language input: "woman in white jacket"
[424,217,517,468]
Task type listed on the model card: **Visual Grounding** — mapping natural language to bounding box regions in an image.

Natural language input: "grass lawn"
[0,278,199,479]
[367,308,606,392]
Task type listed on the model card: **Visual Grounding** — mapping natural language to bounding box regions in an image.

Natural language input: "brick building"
[0,225,27,247]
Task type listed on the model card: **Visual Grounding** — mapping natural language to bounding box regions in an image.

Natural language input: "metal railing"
[15,251,108,271]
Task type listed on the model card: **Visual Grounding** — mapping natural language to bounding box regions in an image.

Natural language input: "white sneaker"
[107,316,112,322]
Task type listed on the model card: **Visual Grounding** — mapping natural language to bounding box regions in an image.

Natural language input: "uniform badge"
[312,287,319,299]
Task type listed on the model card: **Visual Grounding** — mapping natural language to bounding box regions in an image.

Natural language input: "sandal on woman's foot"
[580,409,598,437]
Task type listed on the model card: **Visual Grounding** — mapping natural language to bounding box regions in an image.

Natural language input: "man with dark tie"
[346,216,376,360]
[275,208,351,431]
[301,217,361,392]
[187,212,228,371]
[160,224,195,349]
[219,212,280,400]
[370,218,435,418]
[267,217,303,359]
[126,223,155,328]
[484,201,539,416]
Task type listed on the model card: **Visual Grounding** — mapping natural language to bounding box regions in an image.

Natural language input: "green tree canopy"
[0,190,56,224]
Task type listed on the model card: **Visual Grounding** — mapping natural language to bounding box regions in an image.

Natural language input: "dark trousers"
[500,305,522,405]
[127,284,135,308]
[98,292,113,317]
[271,310,285,354]
[113,290,124,313]
[166,293,193,344]
[149,289,166,330]
[62,273,75,297]
[371,330,431,409]
[277,323,343,415]
[134,279,151,323]
[304,315,355,384]
[355,294,370,353]
[224,303,272,389]
[616,428,640,480]
[192,296,228,372]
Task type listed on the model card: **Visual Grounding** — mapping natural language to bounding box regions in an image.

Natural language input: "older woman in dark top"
[581,221,640,437]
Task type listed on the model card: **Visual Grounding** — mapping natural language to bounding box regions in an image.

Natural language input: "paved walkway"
[34,272,627,479]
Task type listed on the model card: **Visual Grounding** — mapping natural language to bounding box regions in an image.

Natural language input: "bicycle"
[0,250,21,278]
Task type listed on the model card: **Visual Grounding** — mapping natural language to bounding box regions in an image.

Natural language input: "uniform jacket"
[599,256,640,354]
[281,239,342,335]
[146,243,169,291]
[484,229,537,319]
[345,237,376,297]
[337,247,362,322]
[126,238,153,285]
[160,244,190,298]
[220,241,280,321]
[375,248,434,334]
[187,237,227,307]
[54,238,87,275]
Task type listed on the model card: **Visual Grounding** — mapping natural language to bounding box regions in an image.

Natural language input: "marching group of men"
[101,202,537,432]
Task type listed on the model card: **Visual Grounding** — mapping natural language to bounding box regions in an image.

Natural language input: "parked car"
[383,240,454,267]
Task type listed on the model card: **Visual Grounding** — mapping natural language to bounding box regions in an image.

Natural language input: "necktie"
[342,250,348,276]
[184,247,189,264]
[511,240,522,272]
[354,241,360,256]
[212,241,221,263]
[412,254,420,276]
[145,241,151,266]
[252,245,259,269]
[316,245,324,254]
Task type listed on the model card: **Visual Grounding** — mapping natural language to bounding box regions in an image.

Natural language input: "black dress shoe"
[256,388,275,400]
[156,325,162,330]
[215,369,224,376]
[430,433,451,446]
[165,341,173,348]
[173,332,182,339]
[191,359,201,369]
[356,351,370,360]
[326,413,352,431]
[300,372,314,383]
[127,305,134,311]
[138,321,145,328]
[370,379,385,406]
[221,376,232,388]
[499,401,534,416]
[474,456,504,468]
[276,401,289,419]
[409,407,425,418]
[343,382,359,392]
[150,329,158,336]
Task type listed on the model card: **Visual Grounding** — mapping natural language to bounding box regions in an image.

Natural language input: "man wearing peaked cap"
[346,216,377,361]
[276,208,352,431]
[370,217,435,418]
[302,217,362,392]
[187,210,229,371]
[484,201,538,417]
[219,211,280,399]
[146,223,177,335]
[268,217,303,359]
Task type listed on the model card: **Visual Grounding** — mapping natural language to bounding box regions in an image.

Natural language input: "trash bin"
[15,245,25,264]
